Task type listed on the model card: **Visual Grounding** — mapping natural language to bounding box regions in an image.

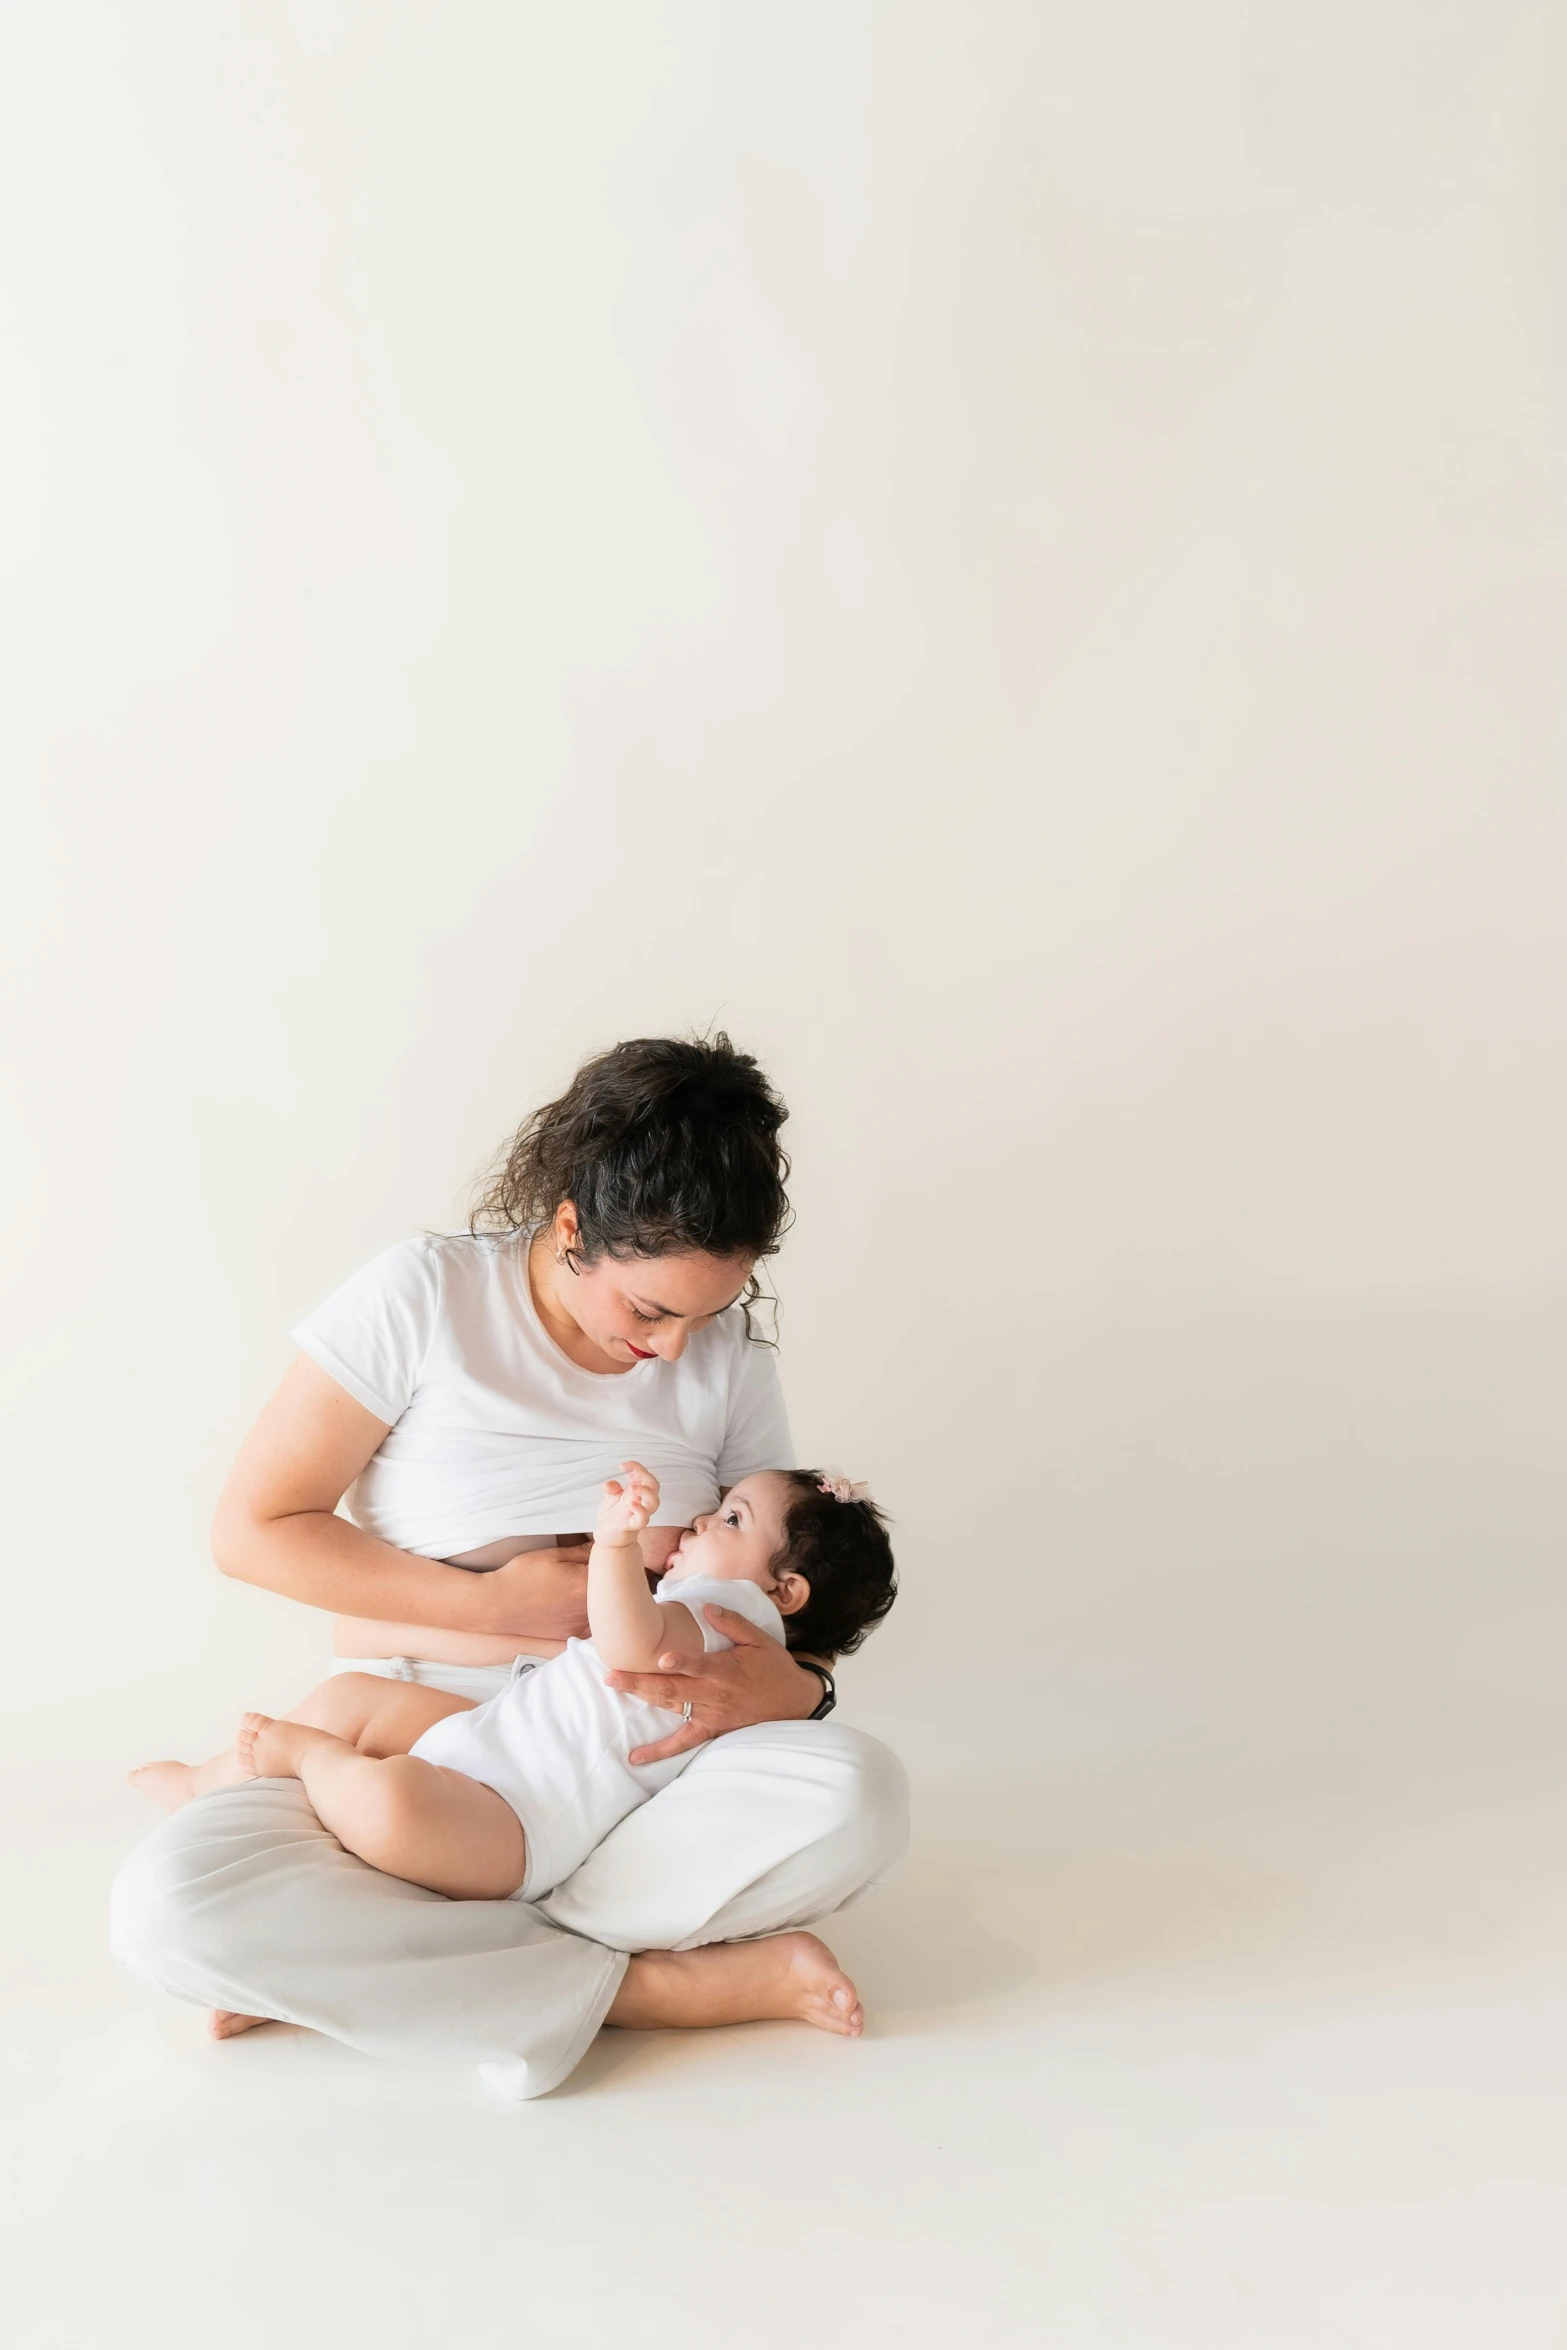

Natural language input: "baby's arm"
[589,1462,706,1673]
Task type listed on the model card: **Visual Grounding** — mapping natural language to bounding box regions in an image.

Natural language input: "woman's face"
[543,1205,755,1368]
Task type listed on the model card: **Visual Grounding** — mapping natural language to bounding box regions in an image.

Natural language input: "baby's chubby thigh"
[343,1755,529,1901]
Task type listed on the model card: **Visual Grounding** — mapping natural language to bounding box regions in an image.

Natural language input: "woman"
[111,1034,908,2096]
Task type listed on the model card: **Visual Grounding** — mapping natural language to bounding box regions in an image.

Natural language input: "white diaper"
[331,1654,525,1705]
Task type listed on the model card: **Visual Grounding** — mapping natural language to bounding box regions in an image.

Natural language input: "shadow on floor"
[812,1747,1427,2036]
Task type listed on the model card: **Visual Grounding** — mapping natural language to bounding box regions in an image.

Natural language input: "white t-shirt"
[293,1233,794,1558]
[409,1572,786,1899]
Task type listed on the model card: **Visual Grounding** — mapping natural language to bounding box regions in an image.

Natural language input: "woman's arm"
[211,1355,589,1642]
[605,1605,824,1763]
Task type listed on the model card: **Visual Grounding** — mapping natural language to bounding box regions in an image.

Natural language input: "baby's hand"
[596,1460,660,1547]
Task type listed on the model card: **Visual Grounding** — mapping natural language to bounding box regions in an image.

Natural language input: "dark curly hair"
[471,1034,791,1335]
[773,1471,897,1660]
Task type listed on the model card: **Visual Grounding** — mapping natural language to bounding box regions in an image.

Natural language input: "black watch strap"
[798,1660,837,1719]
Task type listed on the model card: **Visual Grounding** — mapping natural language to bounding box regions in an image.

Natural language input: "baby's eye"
[723,1509,740,1527]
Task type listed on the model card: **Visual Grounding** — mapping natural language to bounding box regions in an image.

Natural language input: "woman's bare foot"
[235,1711,336,1781]
[209,2009,271,2040]
[606,1930,864,2038]
[128,1761,199,1813]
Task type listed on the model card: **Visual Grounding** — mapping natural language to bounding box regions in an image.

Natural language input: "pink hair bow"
[818,1471,871,1504]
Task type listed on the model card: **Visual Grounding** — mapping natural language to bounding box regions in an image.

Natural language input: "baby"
[140,1464,896,1924]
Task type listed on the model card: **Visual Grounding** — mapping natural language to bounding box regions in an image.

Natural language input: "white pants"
[108,1689,910,2099]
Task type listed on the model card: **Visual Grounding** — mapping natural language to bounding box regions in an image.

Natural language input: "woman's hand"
[605,1606,822,1763]
[466,1546,591,1641]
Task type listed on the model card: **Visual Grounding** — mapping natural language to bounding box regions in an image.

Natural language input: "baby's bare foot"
[235,1711,326,1781]
[609,1930,864,2038]
[209,2009,271,2040]
[128,1761,199,1813]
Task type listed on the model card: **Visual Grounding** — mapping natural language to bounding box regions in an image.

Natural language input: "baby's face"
[660,1472,791,1593]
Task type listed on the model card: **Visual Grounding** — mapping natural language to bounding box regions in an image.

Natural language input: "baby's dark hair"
[773,1472,897,1660]
[472,1033,791,1338]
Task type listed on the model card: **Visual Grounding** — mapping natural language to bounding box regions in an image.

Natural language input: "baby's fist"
[596,1459,660,1546]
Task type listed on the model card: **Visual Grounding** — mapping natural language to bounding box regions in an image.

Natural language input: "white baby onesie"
[408,1573,786,1899]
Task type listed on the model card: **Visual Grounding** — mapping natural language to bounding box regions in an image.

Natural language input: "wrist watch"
[797,1660,837,1719]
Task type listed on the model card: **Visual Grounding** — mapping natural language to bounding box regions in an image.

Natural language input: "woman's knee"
[108,1810,254,1995]
[109,1781,332,1997]
[570,1721,911,1946]
[109,1832,188,1987]
[695,1721,910,1862]
[805,1725,910,1878]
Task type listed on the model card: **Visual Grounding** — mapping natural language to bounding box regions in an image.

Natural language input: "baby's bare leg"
[236,1714,528,1900]
[129,1751,245,1813]
[287,1673,477,1755]
[130,1675,476,1815]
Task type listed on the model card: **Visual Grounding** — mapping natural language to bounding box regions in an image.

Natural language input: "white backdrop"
[2,1,1563,1779]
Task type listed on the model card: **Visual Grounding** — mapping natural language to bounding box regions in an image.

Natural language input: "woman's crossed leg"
[131,1676,863,2044]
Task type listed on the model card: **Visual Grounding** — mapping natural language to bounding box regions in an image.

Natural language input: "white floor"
[6,1694,1566,2350]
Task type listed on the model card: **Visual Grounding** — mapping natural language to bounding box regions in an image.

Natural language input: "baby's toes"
[234,1712,269,1777]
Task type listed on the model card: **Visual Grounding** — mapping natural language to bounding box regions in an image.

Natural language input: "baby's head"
[661,1469,897,1658]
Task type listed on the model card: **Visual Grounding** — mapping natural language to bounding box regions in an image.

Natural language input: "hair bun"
[470,1030,792,1281]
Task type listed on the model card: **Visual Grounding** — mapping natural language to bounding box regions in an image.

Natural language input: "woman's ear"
[772,1569,810,1618]
[555,1201,581,1252]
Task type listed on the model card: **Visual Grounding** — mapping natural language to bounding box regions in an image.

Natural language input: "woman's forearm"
[213,1507,551,1636]
[215,1505,488,1628]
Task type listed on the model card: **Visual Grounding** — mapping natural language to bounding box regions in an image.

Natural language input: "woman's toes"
[830,1988,864,2036]
[780,1932,863,2036]
[807,1999,858,2036]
